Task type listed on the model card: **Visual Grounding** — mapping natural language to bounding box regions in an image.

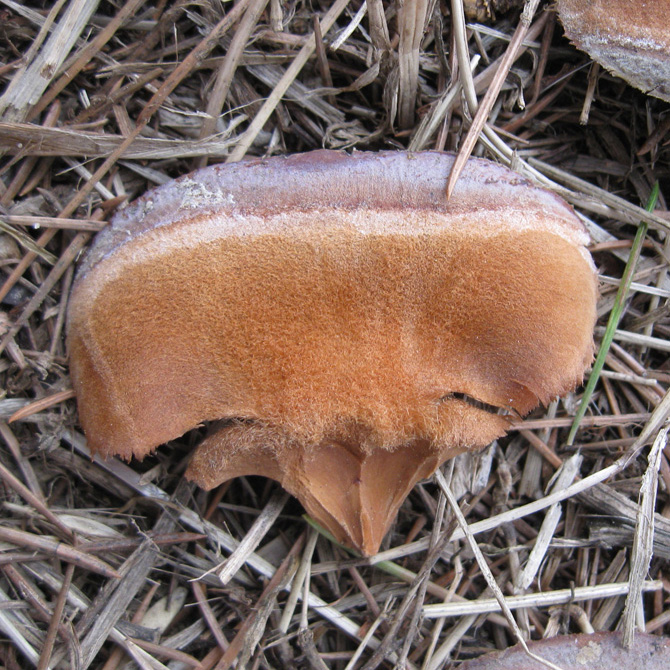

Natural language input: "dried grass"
[1,1,670,669]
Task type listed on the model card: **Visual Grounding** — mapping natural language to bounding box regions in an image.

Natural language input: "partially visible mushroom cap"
[557,0,670,102]
[457,632,670,670]
[67,150,597,555]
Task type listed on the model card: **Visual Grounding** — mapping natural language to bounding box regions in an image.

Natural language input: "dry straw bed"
[0,1,669,669]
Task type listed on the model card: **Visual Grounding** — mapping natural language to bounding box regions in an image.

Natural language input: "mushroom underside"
[557,0,670,101]
[186,405,508,556]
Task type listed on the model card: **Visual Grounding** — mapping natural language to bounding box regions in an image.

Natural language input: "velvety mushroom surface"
[67,150,597,555]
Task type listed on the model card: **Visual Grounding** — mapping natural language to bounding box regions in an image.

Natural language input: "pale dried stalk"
[245,63,345,123]
[424,612,477,670]
[278,527,318,634]
[422,555,464,670]
[197,0,270,155]
[61,429,384,650]
[367,0,391,51]
[217,488,290,585]
[435,469,565,670]
[226,0,352,162]
[0,0,99,122]
[599,275,670,298]
[408,56,476,151]
[515,413,650,431]
[446,0,541,198]
[0,585,50,669]
[599,370,662,389]
[343,600,391,670]
[0,217,58,263]
[1,215,105,232]
[514,454,582,592]
[520,400,558,498]
[622,425,669,647]
[330,2,367,51]
[447,0,522,169]
[600,327,670,353]
[27,0,147,121]
[424,581,662,618]
[529,157,670,234]
[0,122,238,159]
[396,0,429,128]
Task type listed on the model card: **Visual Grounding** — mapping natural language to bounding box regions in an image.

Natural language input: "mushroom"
[456,631,670,670]
[556,0,670,102]
[67,150,597,556]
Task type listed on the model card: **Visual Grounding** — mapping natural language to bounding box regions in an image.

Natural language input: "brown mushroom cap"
[557,0,670,102]
[67,150,597,555]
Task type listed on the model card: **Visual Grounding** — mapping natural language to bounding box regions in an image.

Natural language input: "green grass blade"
[566,182,660,446]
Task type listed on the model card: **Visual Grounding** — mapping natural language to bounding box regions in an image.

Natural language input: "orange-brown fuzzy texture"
[557,0,670,102]
[67,150,597,555]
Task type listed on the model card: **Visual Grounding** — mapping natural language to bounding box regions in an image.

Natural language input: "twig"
[396,0,430,128]
[423,581,663,618]
[514,454,582,591]
[196,0,269,166]
[445,0,541,198]
[192,581,229,653]
[213,533,305,670]
[278,527,318,634]
[435,468,565,670]
[0,0,98,123]
[226,0,352,162]
[8,389,75,423]
[0,460,74,541]
[216,488,290,585]
[0,526,118,578]
[27,0,147,121]
[37,562,74,670]
[61,429,384,649]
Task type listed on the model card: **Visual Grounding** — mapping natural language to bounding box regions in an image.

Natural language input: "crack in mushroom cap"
[67,150,597,555]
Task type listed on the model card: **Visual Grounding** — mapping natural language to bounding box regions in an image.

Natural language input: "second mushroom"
[67,151,597,556]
